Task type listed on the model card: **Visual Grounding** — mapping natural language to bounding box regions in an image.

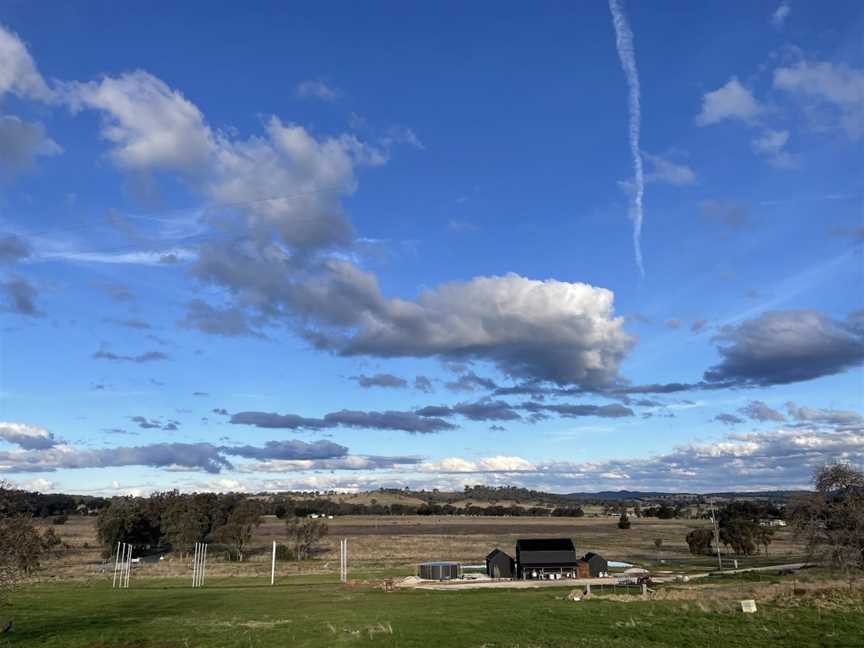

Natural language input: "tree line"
[270,497,584,518]
[0,488,109,518]
[95,491,334,562]
[685,464,863,574]
[96,491,262,560]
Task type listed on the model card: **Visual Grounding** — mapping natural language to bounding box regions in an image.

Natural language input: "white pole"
[271,541,276,586]
[120,542,129,588]
[112,542,121,588]
[192,543,199,588]
[339,538,347,583]
[126,544,132,588]
[120,544,126,589]
[201,544,207,587]
[114,542,120,589]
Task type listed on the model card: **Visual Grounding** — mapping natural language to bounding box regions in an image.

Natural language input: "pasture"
[33,514,808,579]
[8,515,860,646]
[7,572,864,647]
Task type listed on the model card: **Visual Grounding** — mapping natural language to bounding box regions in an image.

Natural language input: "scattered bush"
[285,517,328,561]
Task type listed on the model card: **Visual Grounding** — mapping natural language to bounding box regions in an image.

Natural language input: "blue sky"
[0,1,862,495]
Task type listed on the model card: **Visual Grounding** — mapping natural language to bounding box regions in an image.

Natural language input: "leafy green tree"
[96,498,160,555]
[713,502,775,556]
[686,528,714,555]
[161,495,209,556]
[214,499,261,561]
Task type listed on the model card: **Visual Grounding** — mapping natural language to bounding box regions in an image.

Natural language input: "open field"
[33,514,808,581]
[6,571,864,647]
[9,514,849,646]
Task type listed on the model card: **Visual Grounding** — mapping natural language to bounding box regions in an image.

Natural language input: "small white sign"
[740,600,757,614]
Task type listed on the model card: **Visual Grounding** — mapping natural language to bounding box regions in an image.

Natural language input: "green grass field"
[5,574,863,647]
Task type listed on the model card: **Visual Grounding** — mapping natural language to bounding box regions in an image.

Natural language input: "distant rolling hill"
[563,490,808,501]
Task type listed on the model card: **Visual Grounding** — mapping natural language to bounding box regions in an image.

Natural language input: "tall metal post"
[124,544,132,588]
[112,542,121,588]
[192,542,199,587]
[201,543,207,587]
[339,538,348,583]
[271,541,276,586]
[119,544,126,589]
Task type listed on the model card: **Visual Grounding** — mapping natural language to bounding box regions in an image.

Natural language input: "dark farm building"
[486,548,515,578]
[583,552,608,577]
[515,538,579,579]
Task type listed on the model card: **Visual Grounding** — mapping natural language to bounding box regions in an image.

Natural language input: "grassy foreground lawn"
[4,576,863,647]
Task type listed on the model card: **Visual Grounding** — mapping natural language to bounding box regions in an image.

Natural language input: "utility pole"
[710,503,722,569]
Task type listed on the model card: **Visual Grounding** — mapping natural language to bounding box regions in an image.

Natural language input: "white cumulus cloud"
[0,24,52,100]
[696,77,763,126]
[0,421,56,450]
[62,71,214,171]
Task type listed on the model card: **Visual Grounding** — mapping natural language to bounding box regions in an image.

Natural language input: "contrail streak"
[608,0,645,277]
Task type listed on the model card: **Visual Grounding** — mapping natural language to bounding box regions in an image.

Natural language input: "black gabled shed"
[486,548,515,579]
[583,552,608,577]
[515,538,578,579]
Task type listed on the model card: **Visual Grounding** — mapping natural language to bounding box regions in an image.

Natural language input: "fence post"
[271,541,276,586]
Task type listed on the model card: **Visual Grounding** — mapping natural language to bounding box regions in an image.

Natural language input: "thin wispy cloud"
[39,247,195,266]
[771,2,791,30]
[295,80,340,102]
[608,0,645,277]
